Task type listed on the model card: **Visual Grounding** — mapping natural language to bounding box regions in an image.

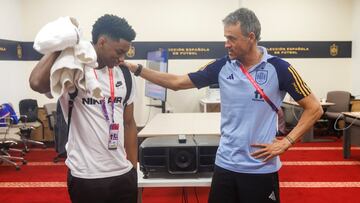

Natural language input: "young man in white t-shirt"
[29,14,138,203]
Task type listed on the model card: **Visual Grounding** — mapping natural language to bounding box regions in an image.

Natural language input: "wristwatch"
[134,64,143,76]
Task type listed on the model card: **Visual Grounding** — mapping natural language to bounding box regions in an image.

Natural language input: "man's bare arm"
[286,93,323,142]
[251,93,323,161]
[29,52,60,93]
[123,103,138,168]
[125,62,195,91]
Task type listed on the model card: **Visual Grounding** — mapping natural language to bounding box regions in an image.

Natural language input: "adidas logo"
[226,73,234,80]
[268,191,276,201]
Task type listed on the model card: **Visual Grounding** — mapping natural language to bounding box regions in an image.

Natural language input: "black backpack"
[53,66,132,162]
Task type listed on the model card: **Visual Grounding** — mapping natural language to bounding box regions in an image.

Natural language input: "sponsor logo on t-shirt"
[82,97,123,105]
[226,73,234,80]
[252,90,265,102]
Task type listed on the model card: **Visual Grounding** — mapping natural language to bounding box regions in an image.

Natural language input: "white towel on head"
[34,17,102,99]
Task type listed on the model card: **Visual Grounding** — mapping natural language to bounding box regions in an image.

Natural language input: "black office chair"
[18,99,46,152]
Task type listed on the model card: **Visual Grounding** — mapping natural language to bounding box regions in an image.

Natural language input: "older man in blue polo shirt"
[126,7,322,203]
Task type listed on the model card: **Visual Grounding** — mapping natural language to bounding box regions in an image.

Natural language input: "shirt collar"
[232,46,271,71]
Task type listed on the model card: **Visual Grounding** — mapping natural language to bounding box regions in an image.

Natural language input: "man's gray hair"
[223,8,261,41]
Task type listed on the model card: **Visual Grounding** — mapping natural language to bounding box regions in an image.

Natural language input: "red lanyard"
[108,69,115,103]
[239,64,278,113]
[93,69,116,123]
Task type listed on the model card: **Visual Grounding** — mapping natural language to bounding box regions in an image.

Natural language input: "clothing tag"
[108,123,119,150]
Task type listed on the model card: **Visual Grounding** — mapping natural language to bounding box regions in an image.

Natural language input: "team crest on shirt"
[255,70,268,85]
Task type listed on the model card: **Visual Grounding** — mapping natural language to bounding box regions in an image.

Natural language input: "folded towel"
[84,65,102,98]
[50,47,82,98]
[74,40,97,65]
[34,17,80,54]
[50,47,102,99]
[34,17,102,99]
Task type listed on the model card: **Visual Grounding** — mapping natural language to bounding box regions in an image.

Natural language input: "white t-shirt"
[59,66,136,179]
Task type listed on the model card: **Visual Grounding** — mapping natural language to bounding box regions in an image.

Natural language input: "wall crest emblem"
[330,43,338,57]
[126,45,135,58]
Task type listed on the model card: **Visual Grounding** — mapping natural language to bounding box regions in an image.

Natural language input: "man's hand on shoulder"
[122,62,138,73]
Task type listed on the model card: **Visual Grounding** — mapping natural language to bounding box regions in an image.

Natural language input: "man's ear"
[97,36,107,47]
[248,32,256,41]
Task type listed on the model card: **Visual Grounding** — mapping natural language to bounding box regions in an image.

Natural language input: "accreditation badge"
[108,123,119,150]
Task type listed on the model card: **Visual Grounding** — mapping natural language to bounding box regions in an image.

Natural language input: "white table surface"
[137,166,212,203]
[343,112,360,119]
[137,168,212,188]
[199,98,221,105]
[283,100,335,107]
[0,127,20,140]
[12,121,42,128]
[199,98,221,113]
[138,113,221,137]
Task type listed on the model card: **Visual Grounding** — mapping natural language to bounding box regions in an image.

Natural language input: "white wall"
[0,0,23,111]
[0,0,358,125]
[352,0,360,97]
[243,0,353,99]
[0,0,45,113]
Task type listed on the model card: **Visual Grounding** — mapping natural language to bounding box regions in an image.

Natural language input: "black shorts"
[208,165,280,203]
[67,168,138,203]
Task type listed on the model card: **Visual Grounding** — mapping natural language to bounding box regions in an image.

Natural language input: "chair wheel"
[42,145,47,149]
[22,160,27,165]
[15,166,20,171]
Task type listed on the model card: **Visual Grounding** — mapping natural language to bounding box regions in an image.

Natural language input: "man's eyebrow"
[116,48,126,53]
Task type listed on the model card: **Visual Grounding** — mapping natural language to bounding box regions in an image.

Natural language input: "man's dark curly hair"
[92,14,136,44]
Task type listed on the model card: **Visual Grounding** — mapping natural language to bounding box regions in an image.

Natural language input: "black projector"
[139,135,219,178]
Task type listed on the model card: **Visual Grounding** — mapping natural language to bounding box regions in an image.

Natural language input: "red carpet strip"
[1,141,360,203]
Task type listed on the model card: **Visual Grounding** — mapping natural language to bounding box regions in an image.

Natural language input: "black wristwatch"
[134,64,143,76]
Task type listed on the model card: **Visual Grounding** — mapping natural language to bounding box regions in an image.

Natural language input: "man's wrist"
[134,64,143,76]
[285,136,295,145]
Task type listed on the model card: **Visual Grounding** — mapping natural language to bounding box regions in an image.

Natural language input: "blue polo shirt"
[188,46,311,174]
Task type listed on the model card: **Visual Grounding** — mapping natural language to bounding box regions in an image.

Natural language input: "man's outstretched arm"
[125,62,195,91]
